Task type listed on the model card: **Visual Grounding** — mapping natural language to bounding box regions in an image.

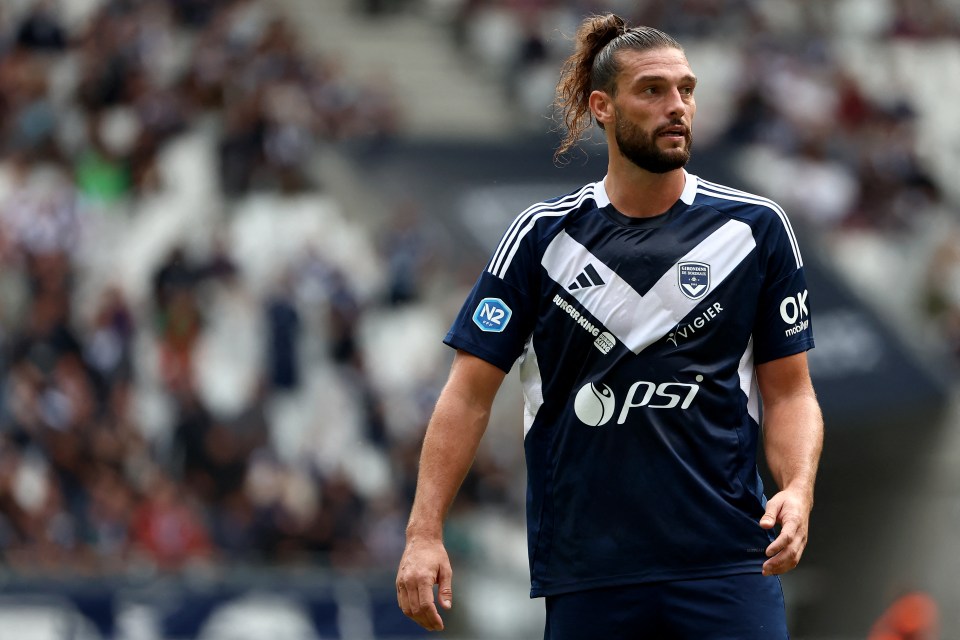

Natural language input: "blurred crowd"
[0,0,429,576]
[0,0,399,201]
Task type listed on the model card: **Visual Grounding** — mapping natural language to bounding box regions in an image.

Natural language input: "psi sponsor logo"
[574,383,616,426]
[573,376,704,426]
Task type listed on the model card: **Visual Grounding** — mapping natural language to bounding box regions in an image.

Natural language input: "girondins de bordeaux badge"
[678,262,710,300]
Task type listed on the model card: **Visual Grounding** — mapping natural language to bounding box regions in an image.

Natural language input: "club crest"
[678,262,710,300]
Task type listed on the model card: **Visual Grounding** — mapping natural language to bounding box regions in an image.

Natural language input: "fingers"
[396,542,453,631]
[397,567,447,631]
[397,579,445,631]
[397,581,411,617]
[763,519,806,576]
[759,495,783,530]
[758,490,811,576]
[418,580,444,630]
[438,562,453,610]
[762,543,804,575]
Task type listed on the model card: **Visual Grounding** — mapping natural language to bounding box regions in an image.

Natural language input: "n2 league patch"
[473,298,512,332]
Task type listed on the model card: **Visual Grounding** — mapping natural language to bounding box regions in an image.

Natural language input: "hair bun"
[612,14,627,35]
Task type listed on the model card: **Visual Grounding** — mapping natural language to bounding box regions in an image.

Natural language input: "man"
[396,13,823,638]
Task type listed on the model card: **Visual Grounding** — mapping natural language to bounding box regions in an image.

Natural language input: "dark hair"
[553,14,683,161]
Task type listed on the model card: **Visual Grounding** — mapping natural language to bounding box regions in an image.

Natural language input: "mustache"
[654,121,690,135]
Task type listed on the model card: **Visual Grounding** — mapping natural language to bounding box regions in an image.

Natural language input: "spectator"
[15,0,67,52]
[131,470,213,570]
[83,285,136,393]
[264,276,301,391]
[382,200,432,306]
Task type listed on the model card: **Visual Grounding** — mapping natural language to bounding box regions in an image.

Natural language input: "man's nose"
[665,88,687,118]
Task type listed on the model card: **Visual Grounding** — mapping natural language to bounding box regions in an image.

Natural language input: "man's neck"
[604,161,687,218]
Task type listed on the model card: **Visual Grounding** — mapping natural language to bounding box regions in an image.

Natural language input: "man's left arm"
[756,351,824,577]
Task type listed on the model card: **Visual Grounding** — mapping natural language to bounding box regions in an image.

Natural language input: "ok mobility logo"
[573,376,703,426]
[781,289,809,337]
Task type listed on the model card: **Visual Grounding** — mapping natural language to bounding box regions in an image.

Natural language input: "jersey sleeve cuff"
[754,338,815,366]
[443,333,517,374]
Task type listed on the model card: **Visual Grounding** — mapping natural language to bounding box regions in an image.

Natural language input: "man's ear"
[589,90,615,128]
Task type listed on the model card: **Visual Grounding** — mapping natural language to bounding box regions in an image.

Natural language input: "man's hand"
[759,487,812,576]
[396,538,454,631]
[396,353,503,631]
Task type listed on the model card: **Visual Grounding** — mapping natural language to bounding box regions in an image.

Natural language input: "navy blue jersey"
[444,172,814,597]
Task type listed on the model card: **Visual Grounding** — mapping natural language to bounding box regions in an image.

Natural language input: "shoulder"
[487,180,602,279]
[692,176,789,223]
[518,181,603,227]
[690,175,803,266]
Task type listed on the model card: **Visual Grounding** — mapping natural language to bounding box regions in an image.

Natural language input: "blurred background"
[0,0,958,638]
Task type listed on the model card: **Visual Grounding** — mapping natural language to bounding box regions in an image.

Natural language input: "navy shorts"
[543,574,788,640]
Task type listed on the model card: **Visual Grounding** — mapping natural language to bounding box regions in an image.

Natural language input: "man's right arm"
[396,349,507,632]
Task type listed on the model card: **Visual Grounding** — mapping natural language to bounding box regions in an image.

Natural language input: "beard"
[613,108,693,174]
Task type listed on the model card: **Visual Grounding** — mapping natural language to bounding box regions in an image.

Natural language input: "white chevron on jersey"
[696,179,803,268]
[542,219,757,354]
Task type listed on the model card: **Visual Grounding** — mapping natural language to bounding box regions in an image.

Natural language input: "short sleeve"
[444,273,537,372]
[444,224,541,373]
[752,213,815,364]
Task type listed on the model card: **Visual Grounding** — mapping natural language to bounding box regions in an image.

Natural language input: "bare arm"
[396,350,506,631]
[756,351,824,576]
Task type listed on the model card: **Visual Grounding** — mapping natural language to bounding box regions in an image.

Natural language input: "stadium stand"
[0,1,435,637]
[1,0,959,638]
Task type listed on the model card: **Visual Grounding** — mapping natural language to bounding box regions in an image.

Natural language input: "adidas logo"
[569,263,606,290]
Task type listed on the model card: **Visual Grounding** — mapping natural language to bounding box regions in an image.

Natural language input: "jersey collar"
[596,169,699,209]
[679,170,698,205]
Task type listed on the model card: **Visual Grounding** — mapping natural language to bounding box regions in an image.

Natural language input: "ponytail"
[553,15,683,162]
